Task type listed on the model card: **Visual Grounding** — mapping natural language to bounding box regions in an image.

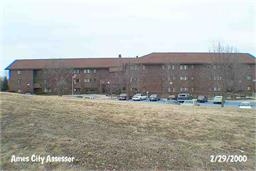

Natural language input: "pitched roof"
[139,52,256,64]
[6,57,135,70]
[5,53,255,70]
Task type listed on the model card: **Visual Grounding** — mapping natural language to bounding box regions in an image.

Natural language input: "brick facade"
[5,53,256,97]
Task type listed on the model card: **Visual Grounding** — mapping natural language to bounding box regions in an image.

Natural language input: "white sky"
[0,0,255,76]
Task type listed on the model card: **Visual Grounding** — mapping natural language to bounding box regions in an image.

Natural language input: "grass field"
[1,92,255,170]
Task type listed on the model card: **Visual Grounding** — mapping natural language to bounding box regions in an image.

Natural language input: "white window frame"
[172,65,175,70]
[84,79,90,83]
[84,69,91,74]
[184,65,187,70]
[73,69,80,74]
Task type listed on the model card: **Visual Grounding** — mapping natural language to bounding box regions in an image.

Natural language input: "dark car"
[118,93,129,100]
[149,94,160,101]
[177,93,192,103]
[197,95,208,103]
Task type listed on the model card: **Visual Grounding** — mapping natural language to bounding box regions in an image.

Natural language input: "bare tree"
[124,61,141,97]
[43,59,73,96]
[210,43,246,107]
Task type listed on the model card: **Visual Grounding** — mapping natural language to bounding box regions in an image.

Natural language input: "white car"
[213,96,224,104]
[239,101,253,109]
[181,99,200,106]
[132,93,147,101]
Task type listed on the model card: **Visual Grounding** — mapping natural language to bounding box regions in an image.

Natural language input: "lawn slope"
[1,92,255,170]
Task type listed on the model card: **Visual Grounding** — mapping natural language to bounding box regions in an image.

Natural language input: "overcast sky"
[0,0,255,76]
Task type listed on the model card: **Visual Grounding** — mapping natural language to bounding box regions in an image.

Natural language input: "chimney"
[118,54,122,58]
[136,56,138,58]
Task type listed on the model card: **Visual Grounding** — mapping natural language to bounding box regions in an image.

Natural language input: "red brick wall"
[7,63,256,97]
[9,70,33,93]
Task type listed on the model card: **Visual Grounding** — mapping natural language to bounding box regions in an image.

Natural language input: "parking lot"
[68,94,256,109]
[125,98,255,108]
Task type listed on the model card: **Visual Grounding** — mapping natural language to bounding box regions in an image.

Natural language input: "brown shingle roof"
[6,57,136,70]
[139,52,256,64]
[6,53,255,70]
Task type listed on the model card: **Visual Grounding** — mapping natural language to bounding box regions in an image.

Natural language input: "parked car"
[197,95,208,103]
[132,93,147,101]
[149,94,160,101]
[213,96,224,104]
[168,100,180,105]
[239,101,253,109]
[167,95,177,100]
[181,99,200,106]
[177,93,193,103]
[118,93,129,100]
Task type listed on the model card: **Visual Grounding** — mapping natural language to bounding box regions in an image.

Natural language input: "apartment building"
[5,52,256,97]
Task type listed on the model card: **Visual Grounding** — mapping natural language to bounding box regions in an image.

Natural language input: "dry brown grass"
[1,92,255,170]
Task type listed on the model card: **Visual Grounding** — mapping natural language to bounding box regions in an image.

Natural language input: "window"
[162,65,165,70]
[74,79,80,84]
[93,69,97,73]
[214,87,221,91]
[247,86,251,91]
[191,88,194,92]
[168,87,171,93]
[74,88,80,92]
[180,76,188,80]
[180,65,187,70]
[191,65,194,69]
[84,69,91,74]
[180,87,188,92]
[246,76,252,80]
[17,70,21,75]
[214,76,222,81]
[18,79,21,85]
[142,65,146,70]
[73,69,80,74]
[84,79,90,83]
[167,65,174,70]
[18,89,21,93]
[191,77,194,80]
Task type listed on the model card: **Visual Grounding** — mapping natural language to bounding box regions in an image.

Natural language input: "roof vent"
[118,54,122,58]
